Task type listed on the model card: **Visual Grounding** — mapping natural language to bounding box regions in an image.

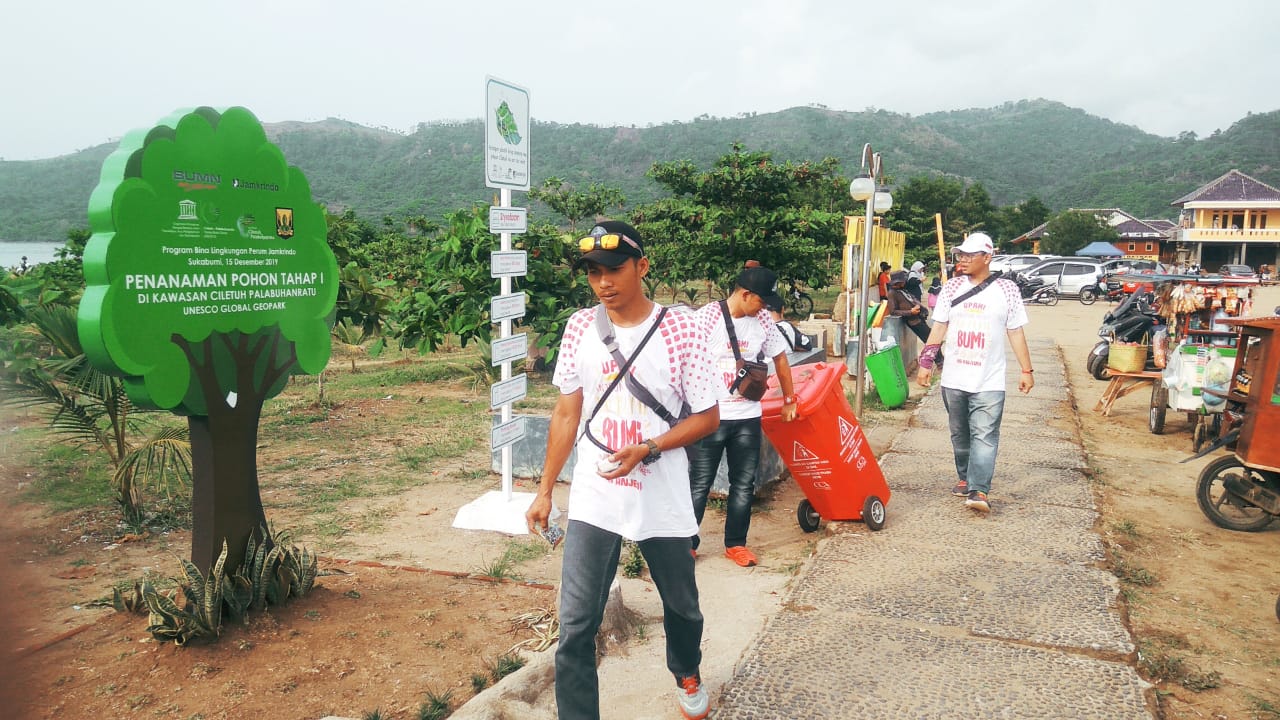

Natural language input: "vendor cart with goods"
[1182,317,1280,619]
[1132,273,1260,438]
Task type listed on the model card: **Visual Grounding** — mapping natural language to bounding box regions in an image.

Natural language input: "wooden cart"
[1193,316,1280,531]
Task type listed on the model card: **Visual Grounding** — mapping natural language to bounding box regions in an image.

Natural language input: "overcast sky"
[2,0,1276,161]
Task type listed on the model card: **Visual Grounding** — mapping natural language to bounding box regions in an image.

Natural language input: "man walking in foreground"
[914,232,1034,513]
[525,220,720,720]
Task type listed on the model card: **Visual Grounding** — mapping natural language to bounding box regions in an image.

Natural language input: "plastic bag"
[1151,327,1169,369]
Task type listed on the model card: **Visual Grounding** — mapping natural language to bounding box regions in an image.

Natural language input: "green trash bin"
[865,344,909,409]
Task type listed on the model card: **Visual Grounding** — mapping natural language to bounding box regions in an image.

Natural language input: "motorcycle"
[1012,272,1059,306]
[1085,289,1165,380]
[1078,275,1125,305]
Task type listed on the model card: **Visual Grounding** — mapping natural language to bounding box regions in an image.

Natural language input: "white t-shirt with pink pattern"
[931,276,1028,393]
[553,302,719,541]
[694,302,788,421]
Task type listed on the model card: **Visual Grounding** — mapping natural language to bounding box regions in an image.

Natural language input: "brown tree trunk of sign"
[179,330,294,575]
[188,407,268,575]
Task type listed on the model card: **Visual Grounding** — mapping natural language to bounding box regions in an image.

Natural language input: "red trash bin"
[761,361,891,532]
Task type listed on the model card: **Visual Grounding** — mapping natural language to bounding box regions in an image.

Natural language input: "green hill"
[3,100,1279,241]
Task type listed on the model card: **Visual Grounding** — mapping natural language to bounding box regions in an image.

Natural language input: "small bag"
[720,300,770,402]
[733,359,770,401]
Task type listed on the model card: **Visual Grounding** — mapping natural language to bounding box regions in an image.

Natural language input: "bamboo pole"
[935,213,948,282]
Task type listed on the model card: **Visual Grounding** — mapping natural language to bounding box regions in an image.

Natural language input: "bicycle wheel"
[1079,287,1097,305]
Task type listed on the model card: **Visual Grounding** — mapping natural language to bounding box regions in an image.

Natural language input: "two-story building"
[1014,208,1175,260]
[1171,169,1280,272]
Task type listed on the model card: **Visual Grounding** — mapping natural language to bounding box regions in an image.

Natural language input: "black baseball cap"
[573,220,646,270]
[736,266,784,309]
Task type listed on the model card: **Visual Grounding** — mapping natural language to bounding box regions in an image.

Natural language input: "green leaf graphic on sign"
[78,106,338,416]
[495,100,522,145]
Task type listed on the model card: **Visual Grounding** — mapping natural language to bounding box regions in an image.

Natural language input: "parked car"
[992,254,1054,274]
[1020,258,1104,296]
[1219,263,1257,278]
[1100,258,1160,275]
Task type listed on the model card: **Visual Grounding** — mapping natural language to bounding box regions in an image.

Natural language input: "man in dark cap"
[689,265,798,568]
[526,220,721,720]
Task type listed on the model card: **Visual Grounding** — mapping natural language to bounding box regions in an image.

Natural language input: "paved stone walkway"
[715,338,1153,719]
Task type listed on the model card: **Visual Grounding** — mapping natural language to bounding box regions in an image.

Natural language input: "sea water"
[0,240,65,270]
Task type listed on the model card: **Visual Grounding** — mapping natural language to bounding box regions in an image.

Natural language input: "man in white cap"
[913,232,1034,513]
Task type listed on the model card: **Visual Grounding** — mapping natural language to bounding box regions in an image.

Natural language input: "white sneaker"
[677,674,709,720]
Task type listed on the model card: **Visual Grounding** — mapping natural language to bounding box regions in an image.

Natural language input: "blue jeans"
[555,520,703,720]
[941,388,1006,495]
[688,417,761,550]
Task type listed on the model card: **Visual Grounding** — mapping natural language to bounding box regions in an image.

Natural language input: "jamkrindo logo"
[275,208,294,238]
[494,100,522,145]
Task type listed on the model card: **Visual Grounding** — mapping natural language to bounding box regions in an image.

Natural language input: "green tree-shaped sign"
[78,107,338,572]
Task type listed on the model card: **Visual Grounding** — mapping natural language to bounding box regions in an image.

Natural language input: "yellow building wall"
[842,216,907,289]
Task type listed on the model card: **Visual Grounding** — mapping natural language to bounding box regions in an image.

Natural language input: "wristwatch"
[642,438,661,465]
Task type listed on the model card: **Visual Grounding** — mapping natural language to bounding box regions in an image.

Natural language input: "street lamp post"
[848,144,892,417]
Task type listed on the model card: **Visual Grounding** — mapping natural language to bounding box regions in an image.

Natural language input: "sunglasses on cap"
[578,232,641,254]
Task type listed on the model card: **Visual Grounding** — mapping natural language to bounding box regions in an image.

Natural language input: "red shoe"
[724,546,758,567]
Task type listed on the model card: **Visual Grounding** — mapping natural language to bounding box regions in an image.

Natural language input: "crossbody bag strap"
[948,275,998,307]
[721,300,765,361]
[590,304,677,426]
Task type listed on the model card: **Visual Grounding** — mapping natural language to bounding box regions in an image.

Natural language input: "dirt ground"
[4,286,1280,720]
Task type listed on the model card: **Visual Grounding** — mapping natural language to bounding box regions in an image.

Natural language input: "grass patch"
[1110,519,1140,541]
[485,652,525,683]
[475,537,552,580]
[1112,555,1157,586]
[621,541,646,578]
[337,360,476,390]
[416,688,454,720]
[21,443,114,513]
[1137,636,1222,692]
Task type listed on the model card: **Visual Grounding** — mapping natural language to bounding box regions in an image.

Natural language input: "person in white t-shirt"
[525,220,721,720]
[689,266,798,568]
[765,295,813,352]
[913,232,1034,514]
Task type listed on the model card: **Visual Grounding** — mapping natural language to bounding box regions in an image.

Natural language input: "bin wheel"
[796,499,821,533]
[1149,382,1168,435]
[862,496,887,531]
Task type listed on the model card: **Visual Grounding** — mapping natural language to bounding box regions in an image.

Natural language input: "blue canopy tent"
[1076,241,1126,257]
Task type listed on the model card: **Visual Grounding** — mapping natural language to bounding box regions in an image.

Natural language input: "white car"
[1021,258,1104,296]
[992,254,1054,275]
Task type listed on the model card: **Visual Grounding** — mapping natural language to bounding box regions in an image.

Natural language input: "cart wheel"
[1149,382,1168,434]
[1195,455,1276,532]
[862,496,887,531]
[1192,420,1208,453]
[796,499,821,533]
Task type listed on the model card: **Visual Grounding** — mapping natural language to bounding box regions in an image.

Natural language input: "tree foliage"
[1040,210,1121,256]
[15,100,1280,244]
[634,143,849,294]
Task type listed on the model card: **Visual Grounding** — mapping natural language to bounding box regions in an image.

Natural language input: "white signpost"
[454,76,549,536]
[491,333,529,366]
[489,206,528,234]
